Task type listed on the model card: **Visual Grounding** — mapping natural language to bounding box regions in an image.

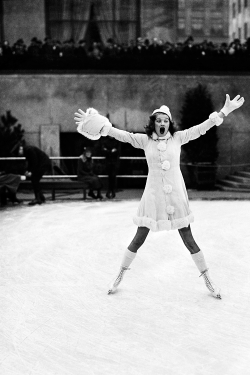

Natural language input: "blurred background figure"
[102,134,120,199]
[0,171,25,207]
[77,147,103,200]
[18,143,51,205]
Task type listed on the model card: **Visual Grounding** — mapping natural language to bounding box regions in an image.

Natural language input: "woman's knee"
[128,227,149,252]
[178,226,200,254]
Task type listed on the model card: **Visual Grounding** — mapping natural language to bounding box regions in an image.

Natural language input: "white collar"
[152,131,171,141]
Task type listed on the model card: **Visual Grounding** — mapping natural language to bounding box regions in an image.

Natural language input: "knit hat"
[76,108,112,140]
[152,105,172,120]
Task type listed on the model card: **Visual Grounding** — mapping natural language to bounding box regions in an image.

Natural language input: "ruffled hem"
[133,212,194,232]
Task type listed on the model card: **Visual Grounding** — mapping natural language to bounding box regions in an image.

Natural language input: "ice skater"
[74,94,244,299]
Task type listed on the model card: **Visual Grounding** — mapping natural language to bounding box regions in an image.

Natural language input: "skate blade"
[107,286,116,294]
[107,289,116,295]
[212,290,222,299]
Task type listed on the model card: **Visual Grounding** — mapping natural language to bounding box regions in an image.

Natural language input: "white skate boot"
[107,266,130,294]
[199,269,221,299]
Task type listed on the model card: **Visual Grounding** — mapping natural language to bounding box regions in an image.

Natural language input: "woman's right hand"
[74,107,112,140]
[74,109,86,125]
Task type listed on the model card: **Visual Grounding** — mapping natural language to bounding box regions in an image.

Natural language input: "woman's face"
[85,151,92,158]
[154,113,170,137]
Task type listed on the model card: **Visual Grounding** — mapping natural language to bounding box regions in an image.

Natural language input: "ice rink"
[1,197,250,375]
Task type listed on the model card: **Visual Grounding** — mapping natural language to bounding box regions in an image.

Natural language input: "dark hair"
[144,114,176,137]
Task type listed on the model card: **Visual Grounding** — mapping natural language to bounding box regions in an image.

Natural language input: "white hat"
[152,105,172,120]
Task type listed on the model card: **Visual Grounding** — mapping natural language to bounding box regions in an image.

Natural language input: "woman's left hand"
[221,94,245,116]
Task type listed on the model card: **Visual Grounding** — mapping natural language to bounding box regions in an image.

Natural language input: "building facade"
[229,0,250,41]
[177,0,229,43]
[1,0,247,46]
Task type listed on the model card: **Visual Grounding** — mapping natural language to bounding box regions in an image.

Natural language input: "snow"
[1,199,250,375]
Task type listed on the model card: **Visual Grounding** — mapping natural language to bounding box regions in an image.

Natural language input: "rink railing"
[1,156,250,179]
[0,156,148,179]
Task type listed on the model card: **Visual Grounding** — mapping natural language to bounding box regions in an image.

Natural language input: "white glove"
[221,94,245,116]
[74,108,112,140]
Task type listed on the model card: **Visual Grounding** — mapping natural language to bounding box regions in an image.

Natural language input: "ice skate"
[199,269,222,299]
[107,266,130,294]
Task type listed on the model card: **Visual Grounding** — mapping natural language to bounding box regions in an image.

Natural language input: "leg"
[128,226,150,253]
[6,188,22,204]
[88,189,97,199]
[0,186,7,206]
[88,176,102,199]
[108,226,150,294]
[29,173,43,205]
[178,225,200,254]
[178,225,221,299]
[109,169,117,198]
[96,188,103,200]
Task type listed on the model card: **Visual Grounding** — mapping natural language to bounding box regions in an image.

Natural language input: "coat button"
[157,141,167,151]
[162,160,170,170]
[166,205,175,214]
[163,184,172,193]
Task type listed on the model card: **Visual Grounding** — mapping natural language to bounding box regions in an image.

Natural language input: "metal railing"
[1,156,250,180]
[0,156,148,179]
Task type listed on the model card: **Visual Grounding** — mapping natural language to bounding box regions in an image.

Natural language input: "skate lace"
[114,267,130,287]
[199,269,215,293]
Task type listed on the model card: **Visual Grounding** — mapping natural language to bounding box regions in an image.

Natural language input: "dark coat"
[23,146,51,175]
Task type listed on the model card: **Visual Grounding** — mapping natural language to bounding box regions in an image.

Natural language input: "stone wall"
[0,73,249,179]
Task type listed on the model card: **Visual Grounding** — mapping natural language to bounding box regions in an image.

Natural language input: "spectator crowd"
[1,35,250,72]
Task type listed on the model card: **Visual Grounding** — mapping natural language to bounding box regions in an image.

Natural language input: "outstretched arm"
[74,108,148,149]
[176,94,245,145]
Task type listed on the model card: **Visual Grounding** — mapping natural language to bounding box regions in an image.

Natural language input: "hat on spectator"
[152,105,172,120]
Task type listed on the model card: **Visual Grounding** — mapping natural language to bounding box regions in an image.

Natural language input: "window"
[191,15,204,36]
[210,18,223,36]
[245,0,248,7]
[0,0,3,42]
[45,0,140,45]
[238,27,242,39]
[192,0,204,10]
[238,0,242,13]
[178,0,186,9]
[232,2,236,17]
[211,0,223,10]
[178,17,185,36]
[244,22,248,39]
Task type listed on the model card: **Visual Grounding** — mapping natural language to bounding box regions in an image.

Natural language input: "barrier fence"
[1,156,250,180]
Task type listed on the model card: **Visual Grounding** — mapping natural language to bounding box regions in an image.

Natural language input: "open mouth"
[160,126,165,134]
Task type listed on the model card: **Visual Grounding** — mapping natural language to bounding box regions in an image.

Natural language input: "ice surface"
[1,200,250,375]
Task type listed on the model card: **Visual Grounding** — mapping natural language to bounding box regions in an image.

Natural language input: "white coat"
[108,119,215,232]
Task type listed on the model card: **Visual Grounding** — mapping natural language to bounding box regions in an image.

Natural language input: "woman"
[74,94,244,299]
[77,147,103,199]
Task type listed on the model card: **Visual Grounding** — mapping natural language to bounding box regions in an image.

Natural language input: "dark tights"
[128,225,200,255]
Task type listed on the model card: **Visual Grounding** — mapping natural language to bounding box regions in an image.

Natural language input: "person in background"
[77,147,103,200]
[0,171,25,206]
[102,133,120,199]
[18,144,51,205]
